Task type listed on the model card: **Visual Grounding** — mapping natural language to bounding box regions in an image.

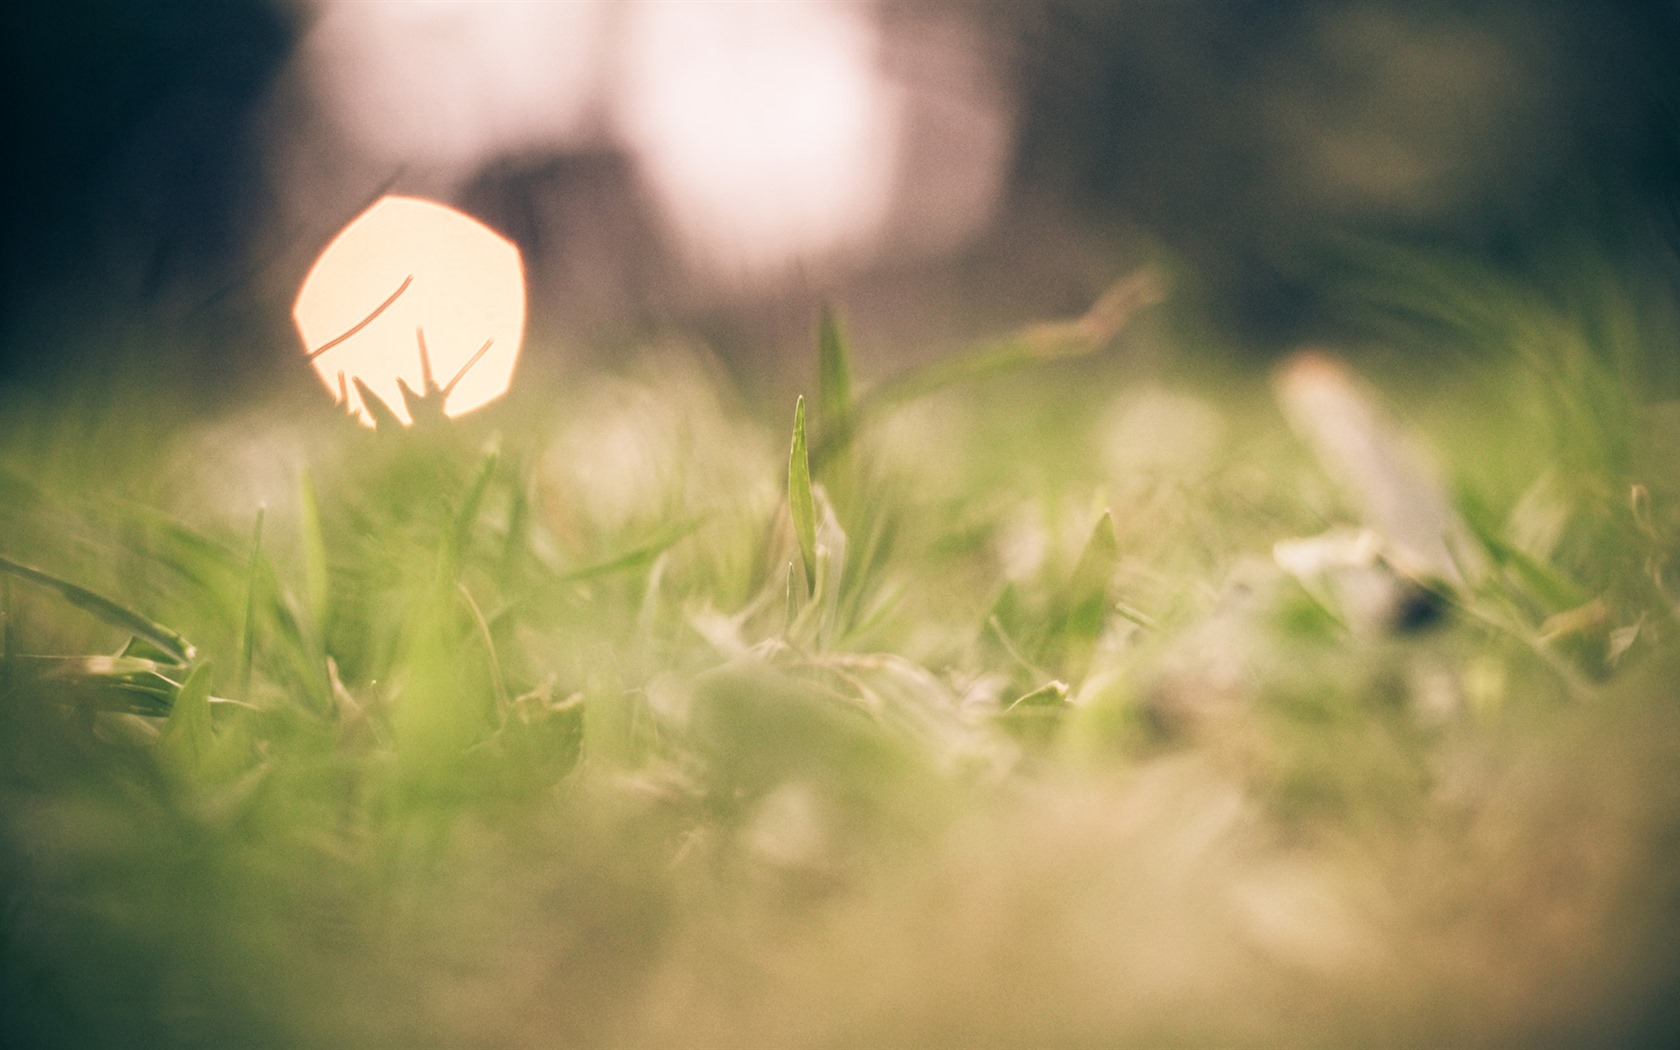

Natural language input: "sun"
[293,195,526,427]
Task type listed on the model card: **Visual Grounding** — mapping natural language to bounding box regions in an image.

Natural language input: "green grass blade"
[788,396,818,595]
[119,636,179,662]
[1004,679,1071,712]
[162,660,214,764]
[810,268,1161,468]
[485,518,704,630]
[0,553,194,664]
[818,306,852,419]
[817,305,853,441]
[398,377,432,425]
[458,580,509,718]
[353,377,408,432]
[500,457,534,582]
[815,304,857,509]
[106,498,245,573]
[562,519,703,584]
[237,508,265,702]
[452,441,502,568]
[298,470,331,637]
[10,655,183,715]
[1056,510,1119,679]
[1458,491,1592,614]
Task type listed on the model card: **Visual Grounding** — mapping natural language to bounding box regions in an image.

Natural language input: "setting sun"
[292,195,526,426]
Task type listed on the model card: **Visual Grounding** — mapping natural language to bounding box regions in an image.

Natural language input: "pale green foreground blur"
[3,2,1678,1045]
[2,247,1679,1046]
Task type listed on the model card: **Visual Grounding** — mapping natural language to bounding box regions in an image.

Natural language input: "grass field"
[3,254,1679,1048]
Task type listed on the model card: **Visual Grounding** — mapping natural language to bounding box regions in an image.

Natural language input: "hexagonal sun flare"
[292,195,526,427]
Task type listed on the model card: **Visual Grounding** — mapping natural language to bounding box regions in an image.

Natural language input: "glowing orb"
[293,195,526,427]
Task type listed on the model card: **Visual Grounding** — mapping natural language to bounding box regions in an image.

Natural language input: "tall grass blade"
[817,304,853,440]
[451,441,501,568]
[162,660,214,764]
[817,305,852,424]
[0,553,194,664]
[237,508,265,702]
[815,304,857,510]
[458,580,509,718]
[1057,509,1119,679]
[788,396,818,595]
[298,470,331,637]
[811,268,1161,467]
[561,519,703,585]
[353,377,408,431]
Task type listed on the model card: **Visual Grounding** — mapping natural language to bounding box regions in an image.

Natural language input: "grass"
[2,256,1679,1048]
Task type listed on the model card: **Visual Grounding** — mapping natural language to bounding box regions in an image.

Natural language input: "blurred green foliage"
[2,259,1680,1047]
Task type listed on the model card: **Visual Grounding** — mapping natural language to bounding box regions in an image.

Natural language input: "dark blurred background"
[2,0,1677,392]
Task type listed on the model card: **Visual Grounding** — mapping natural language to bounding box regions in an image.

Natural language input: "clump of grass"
[2,260,1679,1048]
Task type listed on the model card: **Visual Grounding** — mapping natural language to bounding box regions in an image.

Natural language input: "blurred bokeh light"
[289,1,608,174]
[292,195,525,426]
[271,0,1014,288]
